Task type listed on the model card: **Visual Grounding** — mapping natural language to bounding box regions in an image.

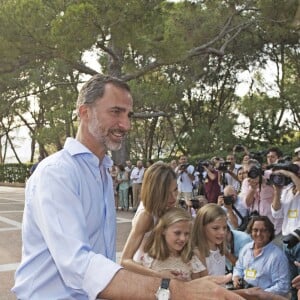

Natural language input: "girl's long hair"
[144,207,193,262]
[192,203,227,258]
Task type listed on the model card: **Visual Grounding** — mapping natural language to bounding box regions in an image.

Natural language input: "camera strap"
[232,204,244,222]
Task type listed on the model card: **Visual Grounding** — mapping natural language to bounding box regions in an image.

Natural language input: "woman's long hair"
[141,162,177,218]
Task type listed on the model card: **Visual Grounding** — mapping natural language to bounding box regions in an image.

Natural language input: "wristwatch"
[155,278,170,300]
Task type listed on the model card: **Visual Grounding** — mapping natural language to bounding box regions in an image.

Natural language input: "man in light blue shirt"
[12,74,244,300]
[233,215,290,297]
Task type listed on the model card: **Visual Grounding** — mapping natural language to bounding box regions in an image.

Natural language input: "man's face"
[179,156,187,165]
[87,84,133,152]
[226,155,235,167]
[137,161,143,168]
[266,151,279,165]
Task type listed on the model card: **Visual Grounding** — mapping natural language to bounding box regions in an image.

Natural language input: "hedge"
[0,163,33,183]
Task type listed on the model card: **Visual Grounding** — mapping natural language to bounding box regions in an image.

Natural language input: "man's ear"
[78,104,89,120]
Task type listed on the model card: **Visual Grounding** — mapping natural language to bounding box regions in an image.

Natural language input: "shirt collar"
[64,137,113,169]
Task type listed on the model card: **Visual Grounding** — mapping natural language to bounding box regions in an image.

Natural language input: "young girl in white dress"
[192,203,228,277]
[138,207,205,280]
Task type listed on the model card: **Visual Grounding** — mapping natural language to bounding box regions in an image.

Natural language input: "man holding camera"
[218,185,248,230]
[175,155,195,212]
[271,159,300,300]
[240,159,283,244]
[223,153,242,192]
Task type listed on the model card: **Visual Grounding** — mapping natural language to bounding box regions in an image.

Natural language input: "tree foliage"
[0,0,299,163]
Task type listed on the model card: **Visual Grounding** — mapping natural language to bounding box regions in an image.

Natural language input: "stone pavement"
[0,186,133,300]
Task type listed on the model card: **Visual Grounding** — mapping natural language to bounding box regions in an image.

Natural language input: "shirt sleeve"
[232,246,247,278]
[264,250,290,295]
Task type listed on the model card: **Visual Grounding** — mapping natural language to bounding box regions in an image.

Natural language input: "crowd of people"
[115,145,300,299]
[12,74,300,300]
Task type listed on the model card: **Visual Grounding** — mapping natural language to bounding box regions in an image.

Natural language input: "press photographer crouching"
[239,159,283,246]
[271,158,300,300]
[217,185,248,231]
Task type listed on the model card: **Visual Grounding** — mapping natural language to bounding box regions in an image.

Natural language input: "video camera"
[283,228,300,249]
[217,161,231,172]
[266,161,299,186]
[196,160,210,174]
[249,150,267,164]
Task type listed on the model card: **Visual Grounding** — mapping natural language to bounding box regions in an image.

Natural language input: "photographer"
[223,153,242,193]
[240,160,283,242]
[202,160,221,203]
[271,159,300,300]
[218,185,248,230]
[175,155,195,213]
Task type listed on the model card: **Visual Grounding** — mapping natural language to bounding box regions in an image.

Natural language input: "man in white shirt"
[224,153,242,192]
[130,160,145,211]
[271,159,300,300]
[175,155,195,213]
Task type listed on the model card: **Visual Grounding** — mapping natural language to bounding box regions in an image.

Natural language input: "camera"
[238,278,253,289]
[283,228,300,249]
[179,163,190,171]
[268,174,291,186]
[267,162,299,186]
[249,150,267,164]
[217,161,231,172]
[196,161,210,173]
[225,278,253,290]
[234,144,244,152]
[191,199,200,209]
[248,165,264,179]
[223,195,234,205]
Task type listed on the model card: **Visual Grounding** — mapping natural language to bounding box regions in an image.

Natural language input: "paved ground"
[0,186,133,300]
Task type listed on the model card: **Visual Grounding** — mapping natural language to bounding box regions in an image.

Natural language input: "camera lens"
[269,174,286,186]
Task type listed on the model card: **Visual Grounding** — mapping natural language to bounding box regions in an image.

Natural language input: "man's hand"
[173,277,246,300]
[234,287,288,300]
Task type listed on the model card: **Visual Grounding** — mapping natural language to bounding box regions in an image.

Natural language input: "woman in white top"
[121,162,178,278]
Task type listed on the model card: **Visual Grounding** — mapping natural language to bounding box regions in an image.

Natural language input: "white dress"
[140,254,206,281]
[206,248,226,276]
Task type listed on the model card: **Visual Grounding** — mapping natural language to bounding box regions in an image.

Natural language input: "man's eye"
[128,111,134,118]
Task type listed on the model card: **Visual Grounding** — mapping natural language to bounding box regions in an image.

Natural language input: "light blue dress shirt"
[226,230,252,272]
[12,138,121,300]
[233,240,290,296]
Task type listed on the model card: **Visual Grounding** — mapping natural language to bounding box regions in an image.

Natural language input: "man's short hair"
[267,147,283,158]
[76,74,130,109]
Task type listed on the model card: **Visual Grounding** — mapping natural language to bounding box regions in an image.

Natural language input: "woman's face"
[166,179,178,209]
[237,168,247,182]
[242,155,250,165]
[204,216,227,250]
[164,220,191,256]
[251,220,271,248]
